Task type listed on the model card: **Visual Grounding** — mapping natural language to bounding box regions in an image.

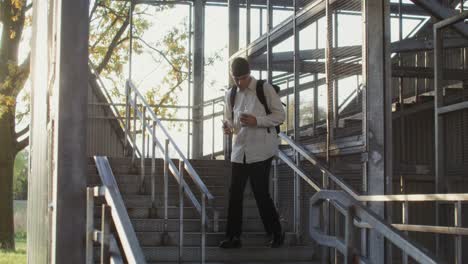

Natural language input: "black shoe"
[269,232,285,248]
[219,237,242,249]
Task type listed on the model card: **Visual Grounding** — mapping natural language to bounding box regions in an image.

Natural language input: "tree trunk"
[0,109,16,250]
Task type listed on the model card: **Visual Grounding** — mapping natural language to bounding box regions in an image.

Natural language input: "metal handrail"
[309,190,440,264]
[89,64,142,158]
[86,156,147,264]
[274,133,450,263]
[127,79,218,263]
[278,132,361,200]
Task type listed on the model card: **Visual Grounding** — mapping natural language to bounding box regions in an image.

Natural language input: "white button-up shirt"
[224,76,285,164]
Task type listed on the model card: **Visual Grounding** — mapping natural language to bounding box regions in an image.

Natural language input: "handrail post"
[345,206,356,264]
[151,121,157,217]
[140,106,146,193]
[125,81,130,156]
[179,159,185,264]
[211,100,215,159]
[322,171,330,263]
[402,200,409,264]
[132,92,137,164]
[201,193,206,264]
[101,204,111,264]
[294,151,301,241]
[455,201,462,264]
[86,188,94,264]
[164,139,170,233]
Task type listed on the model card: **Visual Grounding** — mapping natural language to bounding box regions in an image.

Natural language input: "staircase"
[88,157,319,263]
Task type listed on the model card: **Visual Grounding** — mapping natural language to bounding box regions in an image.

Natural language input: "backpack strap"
[229,85,237,120]
[256,80,272,133]
[256,80,271,114]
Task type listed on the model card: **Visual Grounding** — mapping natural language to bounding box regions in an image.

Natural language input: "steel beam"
[192,0,205,158]
[249,37,468,62]
[411,0,468,38]
[363,0,391,263]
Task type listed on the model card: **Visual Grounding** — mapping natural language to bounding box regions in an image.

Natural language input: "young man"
[219,57,285,249]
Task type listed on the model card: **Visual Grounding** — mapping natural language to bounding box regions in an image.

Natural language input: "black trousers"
[225,156,282,238]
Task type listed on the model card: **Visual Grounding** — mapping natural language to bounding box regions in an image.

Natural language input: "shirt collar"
[247,76,257,91]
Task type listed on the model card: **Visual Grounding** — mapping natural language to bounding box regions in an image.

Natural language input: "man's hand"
[222,120,233,135]
[240,113,257,127]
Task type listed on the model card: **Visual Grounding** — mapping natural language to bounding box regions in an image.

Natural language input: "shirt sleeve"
[256,83,286,128]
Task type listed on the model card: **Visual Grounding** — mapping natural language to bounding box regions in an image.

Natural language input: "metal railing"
[86,156,147,264]
[126,79,219,264]
[89,64,141,158]
[274,132,444,264]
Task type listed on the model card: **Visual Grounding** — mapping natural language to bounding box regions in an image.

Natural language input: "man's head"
[231,57,251,90]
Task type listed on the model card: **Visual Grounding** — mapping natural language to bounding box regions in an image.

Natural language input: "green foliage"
[0,236,26,264]
[13,150,28,200]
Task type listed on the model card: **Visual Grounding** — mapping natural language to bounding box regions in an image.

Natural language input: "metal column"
[50,0,89,262]
[192,0,205,158]
[225,0,239,159]
[362,0,391,263]
[293,0,301,241]
[266,0,273,83]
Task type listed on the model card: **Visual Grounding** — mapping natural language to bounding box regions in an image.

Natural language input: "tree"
[0,0,208,250]
[0,0,30,250]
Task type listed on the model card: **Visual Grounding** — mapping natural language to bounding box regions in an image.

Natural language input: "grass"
[0,235,27,264]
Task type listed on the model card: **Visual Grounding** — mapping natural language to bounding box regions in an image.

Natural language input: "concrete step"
[94,245,316,262]
[89,173,228,187]
[122,195,258,208]
[104,218,290,233]
[136,231,299,247]
[121,206,262,219]
[140,246,315,262]
[147,262,319,264]
[101,183,227,196]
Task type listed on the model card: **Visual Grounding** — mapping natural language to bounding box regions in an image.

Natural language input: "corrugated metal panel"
[86,82,126,157]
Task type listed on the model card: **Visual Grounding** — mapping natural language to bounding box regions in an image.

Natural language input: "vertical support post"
[86,188,94,264]
[293,0,300,141]
[164,139,170,233]
[322,171,330,263]
[125,81,131,155]
[313,20,319,134]
[49,0,89,262]
[246,0,251,48]
[101,205,111,264]
[266,0,273,83]
[434,20,445,258]
[362,1,391,263]
[212,100,215,159]
[179,160,185,264]
[226,0,239,160]
[294,151,301,241]
[140,107,146,193]
[128,1,134,80]
[454,201,462,264]
[187,3,192,158]
[345,206,356,264]
[286,79,290,134]
[151,121,157,215]
[402,201,409,264]
[192,0,205,158]
[333,10,339,129]
[325,0,334,160]
[132,94,137,164]
[201,193,206,264]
